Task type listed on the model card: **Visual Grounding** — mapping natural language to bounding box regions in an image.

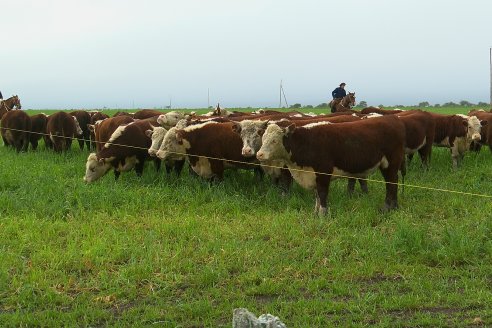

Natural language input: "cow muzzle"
[148,149,156,157]
[472,133,481,142]
[256,151,266,161]
[242,147,255,157]
[156,150,167,160]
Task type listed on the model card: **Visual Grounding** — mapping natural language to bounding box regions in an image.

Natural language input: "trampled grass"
[1,107,492,327]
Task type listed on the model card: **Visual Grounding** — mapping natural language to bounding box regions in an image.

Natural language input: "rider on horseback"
[0,90,3,100]
[332,83,346,99]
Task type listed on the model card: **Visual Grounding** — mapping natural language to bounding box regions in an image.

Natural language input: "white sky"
[2,0,491,109]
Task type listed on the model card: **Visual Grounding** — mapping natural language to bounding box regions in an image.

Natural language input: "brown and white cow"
[88,115,134,152]
[155,121,258,181]
[84,119,159,183]
[468,109,492,152]
[360,107,404,115]
[29,113,48,150]
[1,110,32,152]
[44,111,83,152]
[256,116,406,215]
[231,115,366,194]
[430,113,484,168]
[146,126,186,175]
[133,109,163,120]
[70,110,92,150]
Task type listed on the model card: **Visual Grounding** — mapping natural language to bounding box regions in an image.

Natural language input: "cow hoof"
[379,203,398,213]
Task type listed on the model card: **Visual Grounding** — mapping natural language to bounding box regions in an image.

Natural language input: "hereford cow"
[113,111,134,118]
[393,110,436,167]
[133,109,163,119]
[155,122,258,181]
[360,107,404,115]
[156,111,187,129]
[468,109,492,152]
[430,113,485,168]
[88,115,134,152]
[45,111,83,152]
[256,116,406,215]
[29,113,48,150]
[231,115,367,194]
[1,110,32,152]
[84,119,160,183]
[146,126,186,175]
[90,111,110,124]
[70,110,91,150]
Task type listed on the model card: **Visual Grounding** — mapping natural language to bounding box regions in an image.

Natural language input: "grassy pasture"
[1,107,492,327]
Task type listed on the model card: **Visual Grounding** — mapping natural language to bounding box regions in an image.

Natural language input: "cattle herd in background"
[1,99,491,215]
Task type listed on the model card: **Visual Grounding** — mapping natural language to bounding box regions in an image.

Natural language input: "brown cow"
[256,115,406,215]
[156,121,258,181]
[90,111,110,124]
[1,110,31,152]
[430,113,484,168]
[89,115,134,152]
[84,119,159,183]
[113,111,134,118]
[133,109,163,119]
[468,109,492,152]
[360,107,404,115]
[29,113,48,150]
[45,111,83,152]
[70,110,91,150]
[394,110,436,168]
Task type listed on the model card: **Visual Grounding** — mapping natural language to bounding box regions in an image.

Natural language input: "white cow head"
[83,153,113,183]
[155,127,188,161]
[231,120,269,158]
[256,124,294,162]
[146,126,168,157]
[157,111,185,129]
[72,116,83,136]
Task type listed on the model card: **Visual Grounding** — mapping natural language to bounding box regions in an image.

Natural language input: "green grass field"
[1,107,492,327]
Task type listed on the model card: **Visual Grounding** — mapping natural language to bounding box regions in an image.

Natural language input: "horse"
[329,92,356,113]
[0,95,22,115]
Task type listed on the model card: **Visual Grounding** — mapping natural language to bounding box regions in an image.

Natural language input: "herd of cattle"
[1,104,491,215]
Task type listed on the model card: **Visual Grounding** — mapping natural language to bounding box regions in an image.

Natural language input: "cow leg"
[253,166,264,180]
[165,163,172,174]
[358,179,369,193]
[347,178,356,196]
[66,139,73,151]
[78,138,84,150]
[315,175,331,216]
[2,136,10,147]
[135,159,145,177]
[174,159,186,176]
[418,143,432,169]
[31,139,38,151]
[85,133,91,150]
[210,160,224,181]
[153,158,161,172]
[380,168,399,212]
[114,170,121,180]
[22,136,29,152]
[278,167,293,194]
[407,153,414,166]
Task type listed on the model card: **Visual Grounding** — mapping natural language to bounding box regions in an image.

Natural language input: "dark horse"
[329,92,356,113]
[0,95,22,115]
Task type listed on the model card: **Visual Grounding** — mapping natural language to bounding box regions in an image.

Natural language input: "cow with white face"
[155,127,188,163]
[257,116,406,215]
[231,120,269,157]
[146,126,186,175]
[431,113,486,168]
[157,111,186,129]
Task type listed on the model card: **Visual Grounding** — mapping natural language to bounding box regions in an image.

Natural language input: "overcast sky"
[2,0,491,109]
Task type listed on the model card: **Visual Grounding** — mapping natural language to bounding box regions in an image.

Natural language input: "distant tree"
[434,103,441,108]
[290,103,302,109]
[378,104,385,108]
[418,101,430,107]
[208,106,214,109]
[393,105,405,108]
[442,102,458,107]
[357,101,368,108]
[304,105,314,109]
[315,103,329,108]
[477,102,490,108]
[459,100,474,107]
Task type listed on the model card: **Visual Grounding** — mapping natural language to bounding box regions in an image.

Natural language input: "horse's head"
[347,92,356,107]
[13,95,21,109]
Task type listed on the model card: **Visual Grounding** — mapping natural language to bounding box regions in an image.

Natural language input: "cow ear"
[145,129,153,138]
[462,120,468,127]
[284,123,296,135]
[262,120,270,129]
[481,120,488,126]
[231,122,241,134]
[176,129,185,144]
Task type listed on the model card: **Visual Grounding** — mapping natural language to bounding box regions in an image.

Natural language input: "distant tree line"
[289,100,489,109]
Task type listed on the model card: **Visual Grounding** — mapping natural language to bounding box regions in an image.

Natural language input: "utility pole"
[208,88,210,108]
[169,96,172,109]
[279,80,282,108]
